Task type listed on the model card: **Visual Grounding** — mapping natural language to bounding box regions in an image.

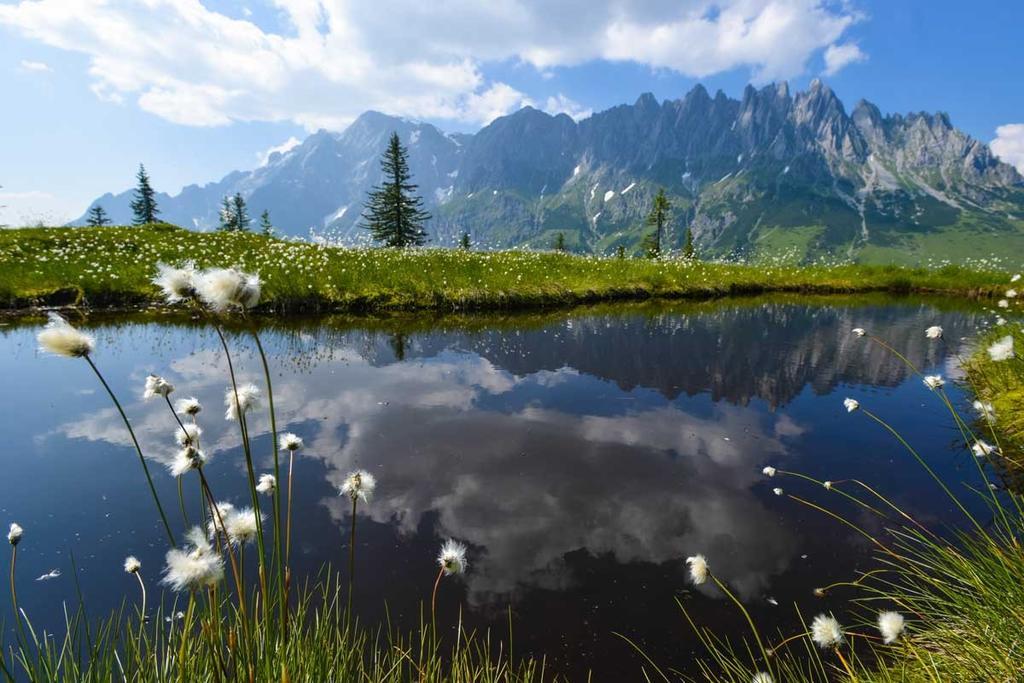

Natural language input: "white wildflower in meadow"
[762,466,777,477]
[124,556,141,574]
[1012,274,1021,283]
[174,423,201,447]
[973,400,996,422]
[843,398,860,412]
[811,614,844,648]
[972,440,998,458]
[987,335,1014,362]
[877,611,905,644]
[922,375,945,390]
[175,397,202,416]
[37,313,94,358]
[153,262,198,302]
[751,674,774,683]
[162,527,224,592]
[224,383,260,420]
[196,268,261,311]
[143,374,174,399]
[256,473,276,494]
[168,447,206,476]
[851,328,866,337]
[279,433,303,451]
[925,326,943,339]
[686,554,709,585]
[8,523,23,546]
[1007,289,1018,298]
[438,539,468,576]
[773,487,784,496]
[341,470,376,502]
[998,299,1009,309]
[996,316,1007,325]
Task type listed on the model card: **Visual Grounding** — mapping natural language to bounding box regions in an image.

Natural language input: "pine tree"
[129,164,160,225]
[554,232,566,251]
[86,205,110,227]
[616,244,626,259]
[218,196,236,231]
[683,226,696,260]
[361,132,430,247]
[645,188,671,258]
[232,193,250,231]
[460,232,471,250]
[259,210,274,236]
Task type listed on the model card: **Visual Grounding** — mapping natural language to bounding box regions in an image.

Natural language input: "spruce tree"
[683,226,696,260]
[130,164,160,225]
[86,205,110,227]
[616,244,626,259]
[218,196,236,231]
[232,193,250,231]
[259,210,274,236]
[460,232,471,250]
[645,188,671,258]
[361,132,430,247]
[554,232,566,251]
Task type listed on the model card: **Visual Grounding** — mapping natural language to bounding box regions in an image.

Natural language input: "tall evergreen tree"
[218,196,236,231]
[460,232,471,250]
[130,164,159,225]
[232,193,250,231]
[361,132,430,247]
[645,188,671,258]
[554,232,566,251]
[259,210,274,236]
[86,205,110,227]
[683,226,696,260]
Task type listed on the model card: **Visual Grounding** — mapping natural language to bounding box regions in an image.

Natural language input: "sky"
[1,0,1022,225]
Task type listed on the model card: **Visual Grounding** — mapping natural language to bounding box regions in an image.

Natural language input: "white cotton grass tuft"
[751,674,774,683]
[162,526,224,592]
[686,554,709,585]
[852,328,866,337]
[810,614,844,649]
[196,268,261,312]
[124,556,141,574]
[1012,274,1021,283]
[761,466,777,477]
[973,400,996,423]
[207,502,236,538]
[997,299,1009,309]
[972,440,998,458]
[773,487,784,496]
[279,433,303,451]
[168,447,207,476]
[1007,289,1018,298]
[143,374,174,399]
[223,507,263,546]
[925,325,943,339]
[8,523,23,546]
[256,473,276,494]
[437,539,468,576]
[823,481,833,490]
[153,262,198,303]
[175,397,202,416]
[341,470,376,502]
[843,398,859,412]
[174,423,202,447]
[37,313,94,358]
[877,611,906,644]
[922,375,945,390]
[224,383,260,420]
[987,335,1014,362]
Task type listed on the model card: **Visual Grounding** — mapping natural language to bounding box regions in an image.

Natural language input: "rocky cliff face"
[77,81,1023,261]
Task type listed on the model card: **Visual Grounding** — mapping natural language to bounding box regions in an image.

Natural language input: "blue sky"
[1,0,1022,224]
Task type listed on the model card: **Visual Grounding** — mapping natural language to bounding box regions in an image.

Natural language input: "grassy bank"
[0,224,1013,313]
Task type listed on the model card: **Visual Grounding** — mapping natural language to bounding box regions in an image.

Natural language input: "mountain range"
[77,80,1024,263]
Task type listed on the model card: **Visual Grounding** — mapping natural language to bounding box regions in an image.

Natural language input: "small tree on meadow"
[644,188,671,258]
[554,232,566,251]
[461,232,471,250]
[616,244,626,259]
[683,226,696,260]
[259,210,274,236]
[232,193,250,231]
[218,196,236,231]
[130,164,160,225]
[361,132,430,247]
[86,205,110,227]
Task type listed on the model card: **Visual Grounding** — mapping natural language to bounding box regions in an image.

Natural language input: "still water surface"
[0,296,999,679]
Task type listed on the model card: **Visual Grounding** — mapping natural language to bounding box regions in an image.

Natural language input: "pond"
[0,295,1001,680]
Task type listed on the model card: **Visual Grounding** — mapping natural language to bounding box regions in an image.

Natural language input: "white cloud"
[257,136,302,166]
[0,0,864,129]
[544,94,592,121]
[18,59,51,72]
[822,42,866,76]
[991,123,1024,173]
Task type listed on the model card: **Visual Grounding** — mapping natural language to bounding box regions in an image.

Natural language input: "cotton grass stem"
[83,355,175,547]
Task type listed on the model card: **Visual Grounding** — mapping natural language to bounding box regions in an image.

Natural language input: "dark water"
[0,296,1002,680]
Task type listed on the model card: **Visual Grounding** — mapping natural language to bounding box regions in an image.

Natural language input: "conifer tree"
[683,226,696,260]
[460,232,471,250]
[361,132,430,247]
[130,164,160,225]
[554,232,566,251]
[218,196,236,231]
[259,210,274,236]
[86,205,110,227]
[644,188,671,258]
[232,193,250,231]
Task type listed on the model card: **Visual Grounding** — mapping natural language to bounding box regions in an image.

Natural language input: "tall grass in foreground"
[629,279,1024,683]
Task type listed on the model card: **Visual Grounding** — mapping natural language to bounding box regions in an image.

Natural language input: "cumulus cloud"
[0,0,864,129]
[544,94,593,121]
[822,42,866,76]
[18,59,52,73]
[991,123,1024,173]
[257,136,302,166]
